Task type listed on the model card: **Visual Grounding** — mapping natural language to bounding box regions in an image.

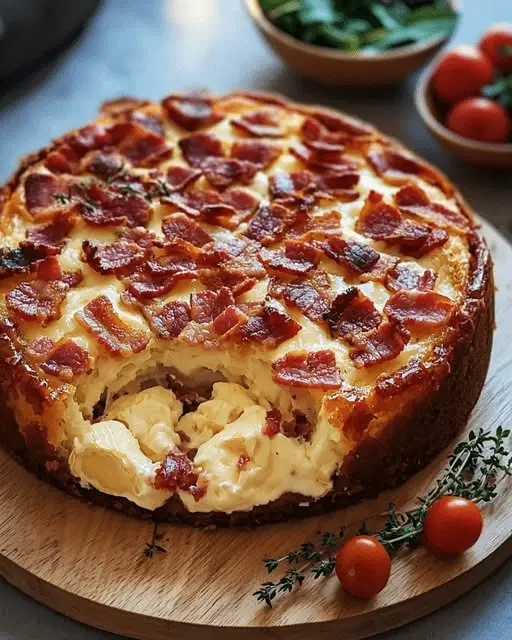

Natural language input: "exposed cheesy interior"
[0,94,473,513]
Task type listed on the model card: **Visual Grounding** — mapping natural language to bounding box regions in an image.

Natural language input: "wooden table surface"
[0,1,510,639]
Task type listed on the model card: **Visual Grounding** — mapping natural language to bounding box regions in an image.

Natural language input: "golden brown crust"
[0,91,494,525]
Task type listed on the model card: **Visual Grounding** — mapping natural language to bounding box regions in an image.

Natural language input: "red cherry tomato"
[479,23,512,73]
[423,496,483,556]
[335,535,391,599]
[446,97,511,143]
[432,45,494,104]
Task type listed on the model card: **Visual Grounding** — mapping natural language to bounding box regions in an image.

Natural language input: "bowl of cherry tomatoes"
[415,24,512,167]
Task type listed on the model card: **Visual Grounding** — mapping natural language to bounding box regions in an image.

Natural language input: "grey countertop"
[0,1,510,638]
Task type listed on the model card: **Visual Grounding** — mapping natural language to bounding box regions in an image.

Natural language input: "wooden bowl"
[415,65,512,168]
[245,0,459,86]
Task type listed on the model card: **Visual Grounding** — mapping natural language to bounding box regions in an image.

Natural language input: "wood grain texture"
[0,219,510,640]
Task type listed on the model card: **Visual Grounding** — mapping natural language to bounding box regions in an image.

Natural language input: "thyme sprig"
[143,521,167,558]
[254,427,512,607]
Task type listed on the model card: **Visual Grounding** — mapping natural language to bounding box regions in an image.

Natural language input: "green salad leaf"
[258,0,459,53]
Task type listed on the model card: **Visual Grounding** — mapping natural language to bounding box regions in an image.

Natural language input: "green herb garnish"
[259,0,458,52]
[254,426,511,607]
[482,74,512,111]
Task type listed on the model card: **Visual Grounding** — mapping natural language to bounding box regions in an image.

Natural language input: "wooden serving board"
[0,219,510,640]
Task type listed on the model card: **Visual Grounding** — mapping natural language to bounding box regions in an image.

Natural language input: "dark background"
[0,1,510,639]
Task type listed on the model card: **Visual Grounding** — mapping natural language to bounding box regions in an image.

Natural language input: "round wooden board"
[0,219,510,640]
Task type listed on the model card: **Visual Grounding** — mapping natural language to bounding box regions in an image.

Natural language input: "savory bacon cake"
[0,92,493,525]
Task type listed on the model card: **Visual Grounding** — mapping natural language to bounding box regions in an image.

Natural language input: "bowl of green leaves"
[245,0,460,86]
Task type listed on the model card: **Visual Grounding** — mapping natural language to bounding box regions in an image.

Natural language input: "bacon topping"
[300,108,373,137]
[384,290,453,330]
[190,287,235,323]
[38,339,91,381]
[82,151,124,180]
[108,121,172,167]
[162,94,224,131]
[260,241,320,275]
[301,117,346,152]
[6,278,68,325]
[263,408,282,437]
[212,305,247,336]
[75,182,151,228]
[154,450,205,500]
[76,295,149,355]
[100,97,151,116]
[324,385,374,442]
[231,140,282,168]
[394,185,470,232]
[148,301,191,339]
[165,165,202,192]
[385,263,437,293]
[202,157,258,189]
[179,132,224,168]
[238,304,301,346]
[82,240,145,276]
[118,226,156,249]
[321,237,380,273]
[231,109,283,138]
[326,288,382,338]
[24,173,61,212]
[356,191,448,257]
[162,213,211,247]
[45,145,81,174]
[26,211,75,250]
[272,350,341,389]
[375,349,450,397]
[245,202,295,245]
[349,323,407,368]
[269,270,332,322]
[291,142,358,173]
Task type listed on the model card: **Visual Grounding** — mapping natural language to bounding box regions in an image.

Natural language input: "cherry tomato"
[335,535,391,599]
[432,45,494,104]
[423,496,483,556]
[479,23,512,74]
[446,97,511,143]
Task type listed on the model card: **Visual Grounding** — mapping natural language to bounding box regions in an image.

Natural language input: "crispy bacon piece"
[118,226,156,249]
[24,173,62,212]
[281,411,313,440]
[198,269,257,297]
[108,122,172,167]
[394,185,470,232]
[6,278,68,325]
[238,304,301,346]
[148,301,191,339]
[385,290,453,330]
[245,202,295,245]
[38,339,91,381]
[127,270,197,301]
[82,240,145,276]
[0,244,55,278]
[299,108,373,137]
[190,287,235,323]
[75,181,151,228]
[202,157,258,189]
[385,263,437,293]
[269,270,332,322]
[290,142,358,173]
[326,288,382,338]
[260,241,320,275]
[82,150,125,180]
[100,97,151,116]
[25,211,76,250]
[301,117,346,152]
[154,450,205,500]
[129,111,165,136]
[165,165,202,192]
[231,140,282,168]
[231,109,283,138]
[76,295,149,355]
[61,123,112,157]
[375,348,450,397]
[178,132,224,168]
[146,243,197,276]
[349,323,407,368]
[45,145,81,174]
[197,236,247,266]
[355,253,399,285]
[321,237,380,274]
[272,350,341,389]
[367,147,451,194]
[164,188,258,228]
[269,168,359,201]
[162,213,211,247]
[263,408,282,437]
[162,94,224,131]
[324,385,374,442]
[212,305,247,336]
[356,191,449,258]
